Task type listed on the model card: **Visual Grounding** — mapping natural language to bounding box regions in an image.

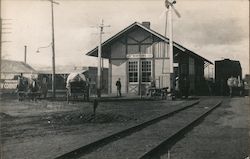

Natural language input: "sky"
[1,0,249,76]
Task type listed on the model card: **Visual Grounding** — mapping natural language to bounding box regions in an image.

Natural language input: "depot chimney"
[142,21,150,29]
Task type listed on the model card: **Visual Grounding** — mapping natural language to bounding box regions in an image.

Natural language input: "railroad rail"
[54,101,199,159]
[55,100,222,159]
[139,101,222,159]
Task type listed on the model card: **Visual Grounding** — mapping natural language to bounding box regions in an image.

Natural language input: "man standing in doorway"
[116,78,121,97]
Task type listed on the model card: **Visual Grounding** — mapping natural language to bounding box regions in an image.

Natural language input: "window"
[129,61,138,82]
[142,60,151,82]
[128,60,152,83]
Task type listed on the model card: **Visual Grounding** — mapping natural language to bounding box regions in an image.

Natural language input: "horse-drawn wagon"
[16,76,42,101]
[227,76,244,97]
[66,72,89,103]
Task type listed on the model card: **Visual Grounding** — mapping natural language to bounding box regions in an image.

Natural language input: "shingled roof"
[1,59,36,74]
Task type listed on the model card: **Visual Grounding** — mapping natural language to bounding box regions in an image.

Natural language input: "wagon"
[227,76,244,96]
[17,77,41,101]
[66,72,89,103]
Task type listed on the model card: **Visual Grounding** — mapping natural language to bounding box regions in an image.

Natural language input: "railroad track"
[54,99,221,159]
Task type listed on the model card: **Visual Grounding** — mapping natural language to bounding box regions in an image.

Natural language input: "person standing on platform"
[227,76,234,97]
[116,78,122,97]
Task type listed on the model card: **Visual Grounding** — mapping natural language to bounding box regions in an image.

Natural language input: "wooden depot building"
[86,22,212,96]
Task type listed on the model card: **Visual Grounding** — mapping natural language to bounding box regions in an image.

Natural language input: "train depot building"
[86,22,212,96]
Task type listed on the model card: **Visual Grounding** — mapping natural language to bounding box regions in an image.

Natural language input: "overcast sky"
[1,0,249,76]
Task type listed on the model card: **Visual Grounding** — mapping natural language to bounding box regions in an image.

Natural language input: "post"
[97,20,103,97]
[0,17,2,81]
[168,6,173,74]
[24,45,27,63]
[139,57,142,97]
[51,0,56,98]
[168,6,174,91]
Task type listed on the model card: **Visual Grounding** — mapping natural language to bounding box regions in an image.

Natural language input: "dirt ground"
[0,97,184,159]
[0,97,249,159]
[168,97,250,159]
[79,98,222,159]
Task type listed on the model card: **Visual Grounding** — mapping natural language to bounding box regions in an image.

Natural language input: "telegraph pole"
[97,19,110,97]
[50,0,58,98]
[24,45,27,63]
[0,1,2,158]
[97,21,102,97]
[0,17,2,81]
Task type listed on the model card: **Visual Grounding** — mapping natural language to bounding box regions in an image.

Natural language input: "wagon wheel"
[85,87,90,102]
[67,89,70,104]
[83,90,89,102]
[18,92,21,101]
[86,91,90,102]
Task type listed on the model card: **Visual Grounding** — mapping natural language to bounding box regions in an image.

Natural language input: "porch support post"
[108,59,112,94]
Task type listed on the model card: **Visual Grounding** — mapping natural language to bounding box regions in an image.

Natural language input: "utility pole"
[0,17,2,81]
[0,1,2,158]
[51,0,56,98]
[24,45,27,63]
[97,19,110,97]
[49,0,59,98]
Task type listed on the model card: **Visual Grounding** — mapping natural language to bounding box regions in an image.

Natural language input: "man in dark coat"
[116,78,121,97]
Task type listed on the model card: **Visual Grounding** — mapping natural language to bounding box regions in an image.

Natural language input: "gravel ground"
[0,97,184,159]
[1,97,248,159]
[168,97,250,159]
[80,98,221,159]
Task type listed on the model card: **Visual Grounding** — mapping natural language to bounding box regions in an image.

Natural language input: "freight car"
[215,59,243,96]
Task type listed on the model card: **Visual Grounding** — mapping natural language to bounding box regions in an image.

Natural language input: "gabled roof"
[85,22,212,64]
[1,59,36,74]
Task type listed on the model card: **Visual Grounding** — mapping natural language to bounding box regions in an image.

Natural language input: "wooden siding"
[154,59,171,88]
[111,41,126,58]
[110,59,127,94]
[189,57,195,91]
[145,42,168,58]
[127,45,139,54]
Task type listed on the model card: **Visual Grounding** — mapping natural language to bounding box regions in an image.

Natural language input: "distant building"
[86,22,212,96]
[1,59,36,80]
[215,58,242,95]
[0,59,37,90]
